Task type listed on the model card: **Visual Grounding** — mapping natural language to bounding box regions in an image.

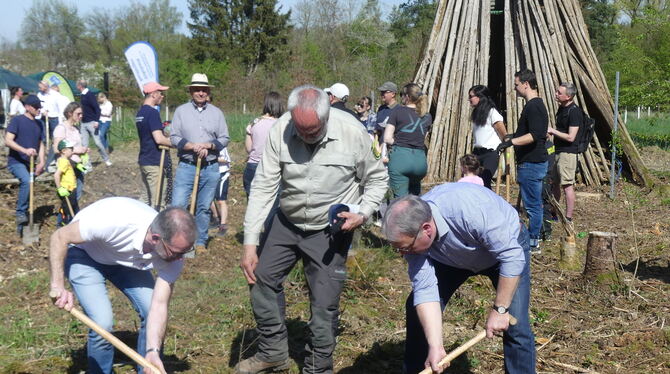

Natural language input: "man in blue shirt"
[381,182,535,374]
[136,81,172,209]
[4,95,45,229]
[77,79,112,167]
[170,73,230,254]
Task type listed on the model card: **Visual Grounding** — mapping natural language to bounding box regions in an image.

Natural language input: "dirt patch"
[0,143,669,373]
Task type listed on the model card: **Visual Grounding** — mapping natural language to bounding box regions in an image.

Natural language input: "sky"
[0,0,406,43]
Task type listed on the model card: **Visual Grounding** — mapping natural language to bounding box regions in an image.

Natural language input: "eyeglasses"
[380,90,392,95]
[160,237,194,259]
[394,229,421,253]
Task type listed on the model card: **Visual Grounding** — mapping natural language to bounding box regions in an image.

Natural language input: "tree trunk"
[583,231,618,278]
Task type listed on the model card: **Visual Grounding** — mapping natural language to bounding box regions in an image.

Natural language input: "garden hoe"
[22,155,40,245]
[418,315,518,374]
[49,291,164,374]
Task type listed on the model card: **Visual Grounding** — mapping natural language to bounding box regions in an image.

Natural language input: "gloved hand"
[497,139,513,153]
[57,186,70,197]
[76,163,89,173]
[80,153,90,166]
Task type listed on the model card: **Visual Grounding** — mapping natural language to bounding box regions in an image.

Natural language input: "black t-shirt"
[388,105,432,149]
[554,103,582,153]
[331,102,358,121]
[514,97,548,163]
[135,105,165,166]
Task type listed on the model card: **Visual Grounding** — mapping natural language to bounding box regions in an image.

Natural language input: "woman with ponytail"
[383,83,432,197]
[468,85,508,189]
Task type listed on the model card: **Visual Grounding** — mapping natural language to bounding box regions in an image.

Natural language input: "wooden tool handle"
[189,157,202,215]
[418,314,518,374]
[29,155,34,225]
[154,148,166,210]
[65,196,75,218]
[49,291,163,373]
[495,152,503,195]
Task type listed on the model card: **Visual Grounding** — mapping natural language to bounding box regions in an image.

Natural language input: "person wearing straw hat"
[4,94,45,231]
[136,81,172,209]
[170,73,230,254]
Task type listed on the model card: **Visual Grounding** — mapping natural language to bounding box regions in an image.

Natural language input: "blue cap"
[23,94,42,109]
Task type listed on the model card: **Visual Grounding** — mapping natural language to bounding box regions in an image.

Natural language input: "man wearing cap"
[136,81,172,209]
[237,85,388,374]
[77,79,112,167]
[376,81,399,128]
[4,94,45,231]
[325,82,358,119]
[170,73,229,253]
[49,197,197,374]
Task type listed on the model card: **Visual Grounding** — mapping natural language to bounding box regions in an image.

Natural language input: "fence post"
[610,72,620,200]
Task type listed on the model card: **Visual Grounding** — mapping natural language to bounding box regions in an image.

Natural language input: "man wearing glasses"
[136,81,172,209]
[49,197,196,374]
[381,183,536,374]
[170,73,230,255]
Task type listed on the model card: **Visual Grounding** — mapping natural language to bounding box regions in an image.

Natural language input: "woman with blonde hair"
[383,83,432,197]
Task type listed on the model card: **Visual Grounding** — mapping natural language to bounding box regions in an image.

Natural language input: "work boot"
[16,214,28,225]
[234,355,290,374]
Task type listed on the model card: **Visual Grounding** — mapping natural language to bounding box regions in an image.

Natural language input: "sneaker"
[47,161,57,173]
[234,355,290,374]
[217,224,228,237]
[105,160,113,166]
[530,238,541,255]
[16,214,28,225]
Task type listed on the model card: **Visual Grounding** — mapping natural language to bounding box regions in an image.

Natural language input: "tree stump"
[583,231,618,278]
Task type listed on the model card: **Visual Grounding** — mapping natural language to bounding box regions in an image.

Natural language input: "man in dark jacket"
[77,79,111,166]
[325,82,358,120]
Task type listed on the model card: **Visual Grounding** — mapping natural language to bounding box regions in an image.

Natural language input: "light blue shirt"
[407,182,525,306]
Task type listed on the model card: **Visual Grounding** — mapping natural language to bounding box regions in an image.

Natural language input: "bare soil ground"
[0,143,669,374]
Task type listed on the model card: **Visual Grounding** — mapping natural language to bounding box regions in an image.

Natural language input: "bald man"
[237,85,388,374]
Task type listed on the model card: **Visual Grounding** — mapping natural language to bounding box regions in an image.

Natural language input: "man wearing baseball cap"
[324,82,358,119]
[376,81,399,128]
[170,73,229,255]
[136,81,172,209]
[4,94,45,232]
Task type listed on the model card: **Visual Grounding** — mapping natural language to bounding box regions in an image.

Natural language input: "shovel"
[49,291,163,374]
[153,146,169,211]
[22,155,40,245]
[189,157,202,215]
[418,314,518,374]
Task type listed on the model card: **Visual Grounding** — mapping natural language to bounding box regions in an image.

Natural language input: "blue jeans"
[243,162,258,197]
[403,225,536,374]
[8,162,30,218]
[517,161,548,240]
[65,247,155,374]
[172,161,220,246]
[99,121,111,151]
[80,121,110,162]
[388,146,428,198]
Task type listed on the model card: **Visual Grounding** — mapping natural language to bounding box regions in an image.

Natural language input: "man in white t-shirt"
[49,197,196,374]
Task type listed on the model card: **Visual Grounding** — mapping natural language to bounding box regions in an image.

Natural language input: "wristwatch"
[492,304,509,314]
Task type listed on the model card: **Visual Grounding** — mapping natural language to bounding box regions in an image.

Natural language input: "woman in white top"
[8,86,26,122]
[468,85,507,189]
[97,92,113,153]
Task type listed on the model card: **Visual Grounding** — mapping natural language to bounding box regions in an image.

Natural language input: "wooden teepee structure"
[415,0,651,186]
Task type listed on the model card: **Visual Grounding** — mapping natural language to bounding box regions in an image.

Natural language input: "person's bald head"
[287,85,330,144]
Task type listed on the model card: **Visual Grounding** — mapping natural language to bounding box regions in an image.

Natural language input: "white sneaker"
[105,160,113,166]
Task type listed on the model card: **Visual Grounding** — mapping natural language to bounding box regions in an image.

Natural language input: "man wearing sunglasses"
[49,197,196,374]
[381,183,535,374]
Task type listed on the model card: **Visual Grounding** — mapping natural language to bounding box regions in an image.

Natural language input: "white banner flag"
[124,41,159,93]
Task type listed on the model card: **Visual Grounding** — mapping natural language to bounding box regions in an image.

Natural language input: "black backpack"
[575,107,595,154]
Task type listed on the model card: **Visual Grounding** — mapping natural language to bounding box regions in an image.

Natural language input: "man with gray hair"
[547,82,583,223]
[382,182,535,374]
[237,85,388,374]
[49,197,196,374]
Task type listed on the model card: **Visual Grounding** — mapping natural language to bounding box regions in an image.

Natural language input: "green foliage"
[625,117,670,149]
[188,0,292,75]
[20,0,85,78]
[581,0,619,60]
